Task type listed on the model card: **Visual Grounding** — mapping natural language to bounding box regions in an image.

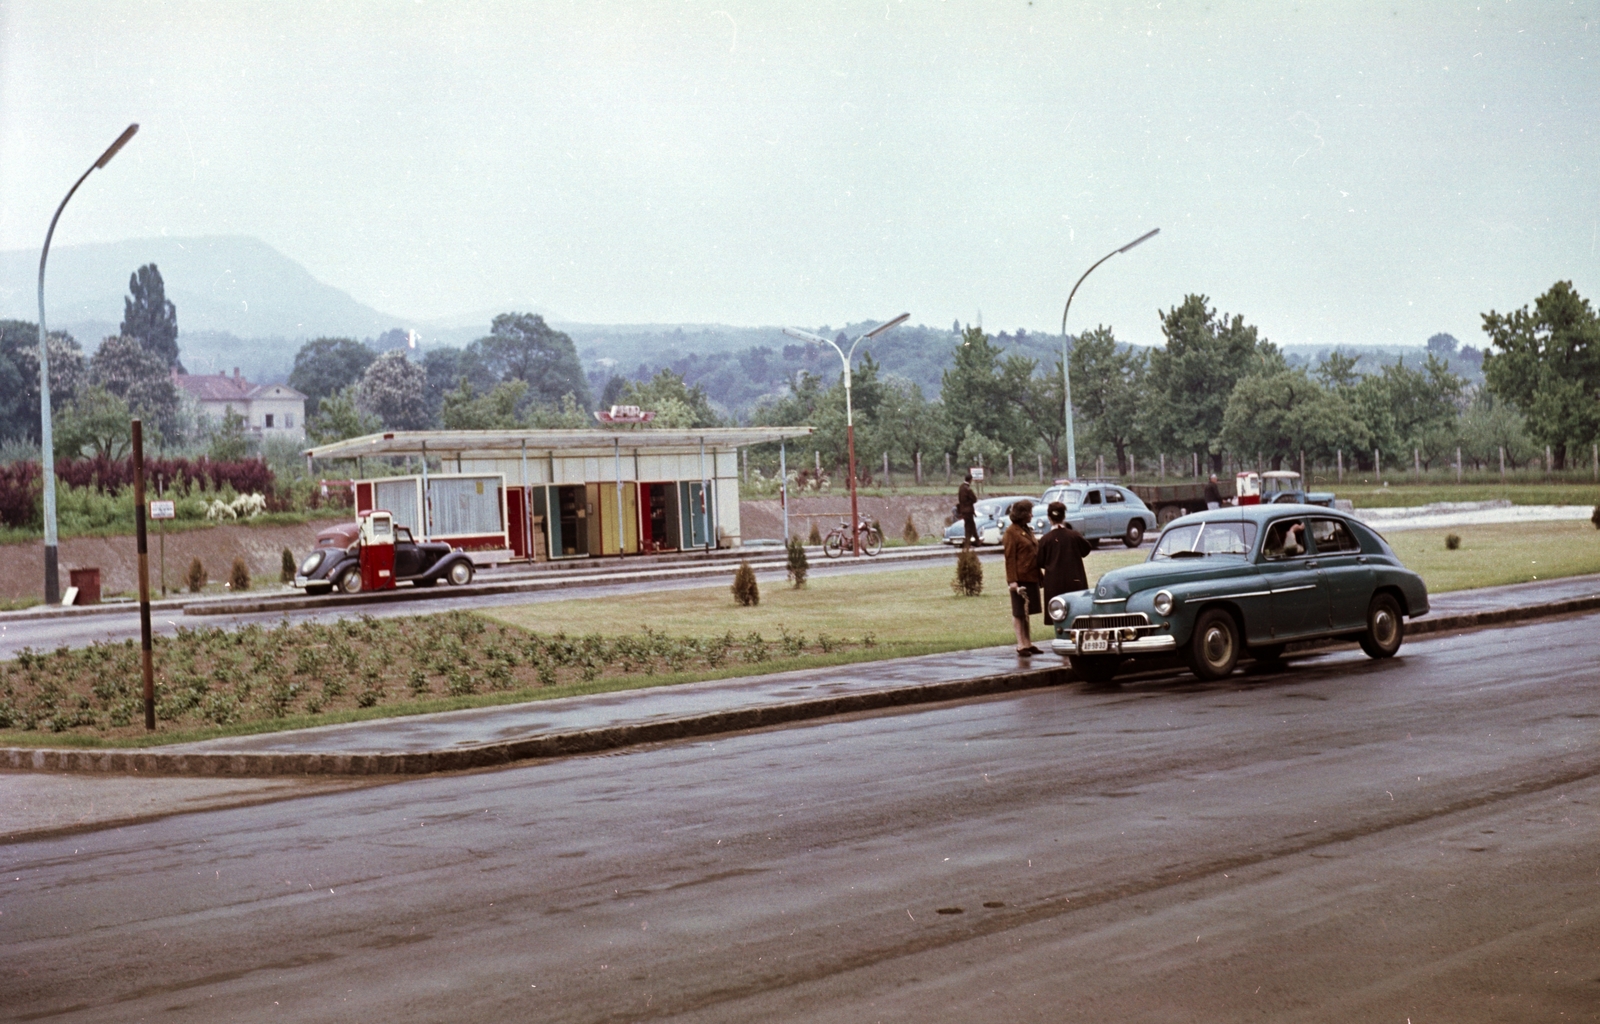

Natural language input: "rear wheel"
[861,528,884,556]
[337,565,362,594]
[1069,655,1121,684]
[823,533,846,558]
[1358,593,1404,658]
[447,561,474,587]
[1123,520,1145,548]
[1156,505,1184,527]
[1186,608,1240,680]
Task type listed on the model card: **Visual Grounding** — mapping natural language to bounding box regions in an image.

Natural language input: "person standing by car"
[1204,473,1223,510]
[1036,501,1091,615]
[1003,500,1043,655]
[957,474,979,546]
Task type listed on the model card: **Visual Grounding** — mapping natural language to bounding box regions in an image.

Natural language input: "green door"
[1257,516,1330,639]
[1310,517,1373,632]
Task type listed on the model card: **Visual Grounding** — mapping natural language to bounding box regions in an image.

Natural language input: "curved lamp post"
[1060,227,1158,481]
[783,313,909,555]
[37,123,139,603]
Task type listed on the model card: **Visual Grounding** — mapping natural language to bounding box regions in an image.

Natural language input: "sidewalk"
[3,573,1597,779]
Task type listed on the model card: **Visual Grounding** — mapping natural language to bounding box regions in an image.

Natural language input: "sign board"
[969,467,985,482]
[149,499,176,520]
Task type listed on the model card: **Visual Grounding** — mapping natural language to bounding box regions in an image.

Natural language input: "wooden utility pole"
[131,420,155,731]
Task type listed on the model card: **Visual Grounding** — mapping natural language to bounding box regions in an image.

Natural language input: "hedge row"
[0,457,278,529]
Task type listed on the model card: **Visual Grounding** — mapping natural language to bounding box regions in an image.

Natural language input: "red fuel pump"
[359,510,397,590]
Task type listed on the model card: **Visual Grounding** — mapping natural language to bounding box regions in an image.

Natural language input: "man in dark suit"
[956,474,978,545]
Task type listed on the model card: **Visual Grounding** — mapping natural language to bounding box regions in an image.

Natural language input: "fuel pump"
[358,510,397,590]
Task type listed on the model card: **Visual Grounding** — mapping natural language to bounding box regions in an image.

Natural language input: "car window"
[1042,486,1085,509]
[1151,521,1257,560]
[395,526,414,544]
[1309,517,1360,554]
[1105,488,1125,504]
[1261,519,1308,561]
[1085,490,1102,505]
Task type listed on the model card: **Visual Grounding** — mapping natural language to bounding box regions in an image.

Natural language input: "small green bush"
[280,548,296,583]
[952,543,984,597]
[186,558,207,593]
[1445,533,1461,550]
[807,520,823,546]
[902,514,919,545]
[786,535,809,589]
[732,561,760,607]
[229,557,251,592]
[1592,504,1600,530]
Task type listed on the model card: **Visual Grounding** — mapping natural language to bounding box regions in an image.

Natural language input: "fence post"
[1499,445,1505,483]
[1374,449,1381,482]
[1007,452,1014,483]
[1299,449,1305,483]
[1413,447,1420,480]
[815,450,821,478]
[916,450,923,486]
[1456,446,1462,484]
[1337,449,1343,483]
[1594,443,1598,483]
[883,451,890,486]
[1192,452,1198,478]
[945,452,952,484]
[1037,452,1044,483]
[1160,453,1166,480]
[742,448,747,485]
[1545,445,1553,479]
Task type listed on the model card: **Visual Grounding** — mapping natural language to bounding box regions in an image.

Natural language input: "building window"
[265,414,275,428]
[286,412,294,428]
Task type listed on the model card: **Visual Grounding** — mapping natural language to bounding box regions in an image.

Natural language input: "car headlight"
[1152,589,1174,616]
[299,551,325,575]
[1047,595,1068,622]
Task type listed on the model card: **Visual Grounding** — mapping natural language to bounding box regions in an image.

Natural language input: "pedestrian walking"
[1036,501,1091,626]
[1203,472,1223,510]
[956,473,979,546]
[1002,500,1043,656]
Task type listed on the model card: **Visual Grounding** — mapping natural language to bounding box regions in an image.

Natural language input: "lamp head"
[95,124,139,169]
[862,312,910,339]
[782,327,830,346]
[1118,227,1159,253]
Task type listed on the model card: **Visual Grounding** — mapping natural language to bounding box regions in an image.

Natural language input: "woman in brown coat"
[1002,500,1043,655]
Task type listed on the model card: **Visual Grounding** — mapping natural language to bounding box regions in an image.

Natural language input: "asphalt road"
[0,547,1001,659]
[4,615,1598,1023]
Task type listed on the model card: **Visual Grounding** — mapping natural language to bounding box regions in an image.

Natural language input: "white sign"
[149,499,176,520]
[969,467,985,482]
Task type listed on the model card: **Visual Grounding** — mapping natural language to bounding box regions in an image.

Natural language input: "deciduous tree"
[1482,281,1600,469]
[289,337,375,413]
[356,350,429,430]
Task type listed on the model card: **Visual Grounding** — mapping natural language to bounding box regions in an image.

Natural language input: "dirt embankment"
[739,496,962,542]
[0,523,330,601]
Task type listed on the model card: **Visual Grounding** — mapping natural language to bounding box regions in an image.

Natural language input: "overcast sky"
[1,1,1595,349]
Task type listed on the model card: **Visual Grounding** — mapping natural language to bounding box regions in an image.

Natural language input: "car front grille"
[1069,613,1151,630]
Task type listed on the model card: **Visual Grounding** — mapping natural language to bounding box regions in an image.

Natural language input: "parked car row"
[942,483,1158,549]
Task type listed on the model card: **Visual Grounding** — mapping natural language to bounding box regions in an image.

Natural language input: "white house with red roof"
[173,367,306,438]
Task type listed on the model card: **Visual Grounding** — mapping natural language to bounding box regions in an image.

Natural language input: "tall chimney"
[233,367,240,378]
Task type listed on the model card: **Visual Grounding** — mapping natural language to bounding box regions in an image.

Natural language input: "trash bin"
[69,568,101,605]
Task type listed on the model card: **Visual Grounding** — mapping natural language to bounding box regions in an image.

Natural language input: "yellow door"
[595,483,640,555]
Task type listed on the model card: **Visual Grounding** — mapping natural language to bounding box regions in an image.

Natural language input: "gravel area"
[1352,499,1597,532]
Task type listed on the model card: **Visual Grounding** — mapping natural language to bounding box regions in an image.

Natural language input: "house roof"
[304,427,815,462]
[172,372,305,403]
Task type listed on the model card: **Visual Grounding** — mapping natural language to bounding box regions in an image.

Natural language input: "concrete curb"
[0,663,1069,777]
[5,593,1594,779]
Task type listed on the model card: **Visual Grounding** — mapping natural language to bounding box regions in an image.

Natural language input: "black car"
[293,522,477,594]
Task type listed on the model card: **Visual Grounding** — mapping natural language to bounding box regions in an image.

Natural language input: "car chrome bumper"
[1052,632,1178,656]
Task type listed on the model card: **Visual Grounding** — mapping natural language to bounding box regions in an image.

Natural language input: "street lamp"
[36,124,138,604]
[1059,227,1158,481]
[783,313,909,555]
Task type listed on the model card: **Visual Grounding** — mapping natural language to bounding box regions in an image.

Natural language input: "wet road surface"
[3,615,1598,1022]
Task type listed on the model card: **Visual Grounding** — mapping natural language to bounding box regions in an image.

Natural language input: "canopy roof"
[304,426,814,462]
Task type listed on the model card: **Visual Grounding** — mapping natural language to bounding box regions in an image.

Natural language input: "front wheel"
[1186,608,1240,680]
[860,528,883,556]
[822,533,846,558]
[337,565,363,594]
[1069,655,1121,685]
[1358,593,1404,658]
[1123,520,1145,548]
[447,561,474,586]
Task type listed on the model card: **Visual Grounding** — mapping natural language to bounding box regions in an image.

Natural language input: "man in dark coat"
[1036,501,1091,624]
[1203,473,1223,510]
[956,474,978,545]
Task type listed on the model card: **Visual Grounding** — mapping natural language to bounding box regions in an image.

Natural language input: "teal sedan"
[1046,505,1429,683]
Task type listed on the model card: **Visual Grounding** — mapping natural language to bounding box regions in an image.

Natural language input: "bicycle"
[822,519,883,557]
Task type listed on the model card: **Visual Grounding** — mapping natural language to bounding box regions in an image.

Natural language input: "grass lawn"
[1384,520,1600,593]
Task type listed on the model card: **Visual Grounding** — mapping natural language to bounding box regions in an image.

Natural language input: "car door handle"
[1357,556,1368,564]
[1306,560,1319,568]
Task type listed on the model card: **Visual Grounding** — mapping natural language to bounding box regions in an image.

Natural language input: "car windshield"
[977,497,1036,517]
[1151,520,1258,560]
[1042,486,1085,510]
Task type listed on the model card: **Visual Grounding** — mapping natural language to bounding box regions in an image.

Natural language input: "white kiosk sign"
[969,467,985,482]
[149,499,176,520]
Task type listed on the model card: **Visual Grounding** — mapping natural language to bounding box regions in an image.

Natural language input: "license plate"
[1079,632,1110,653]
